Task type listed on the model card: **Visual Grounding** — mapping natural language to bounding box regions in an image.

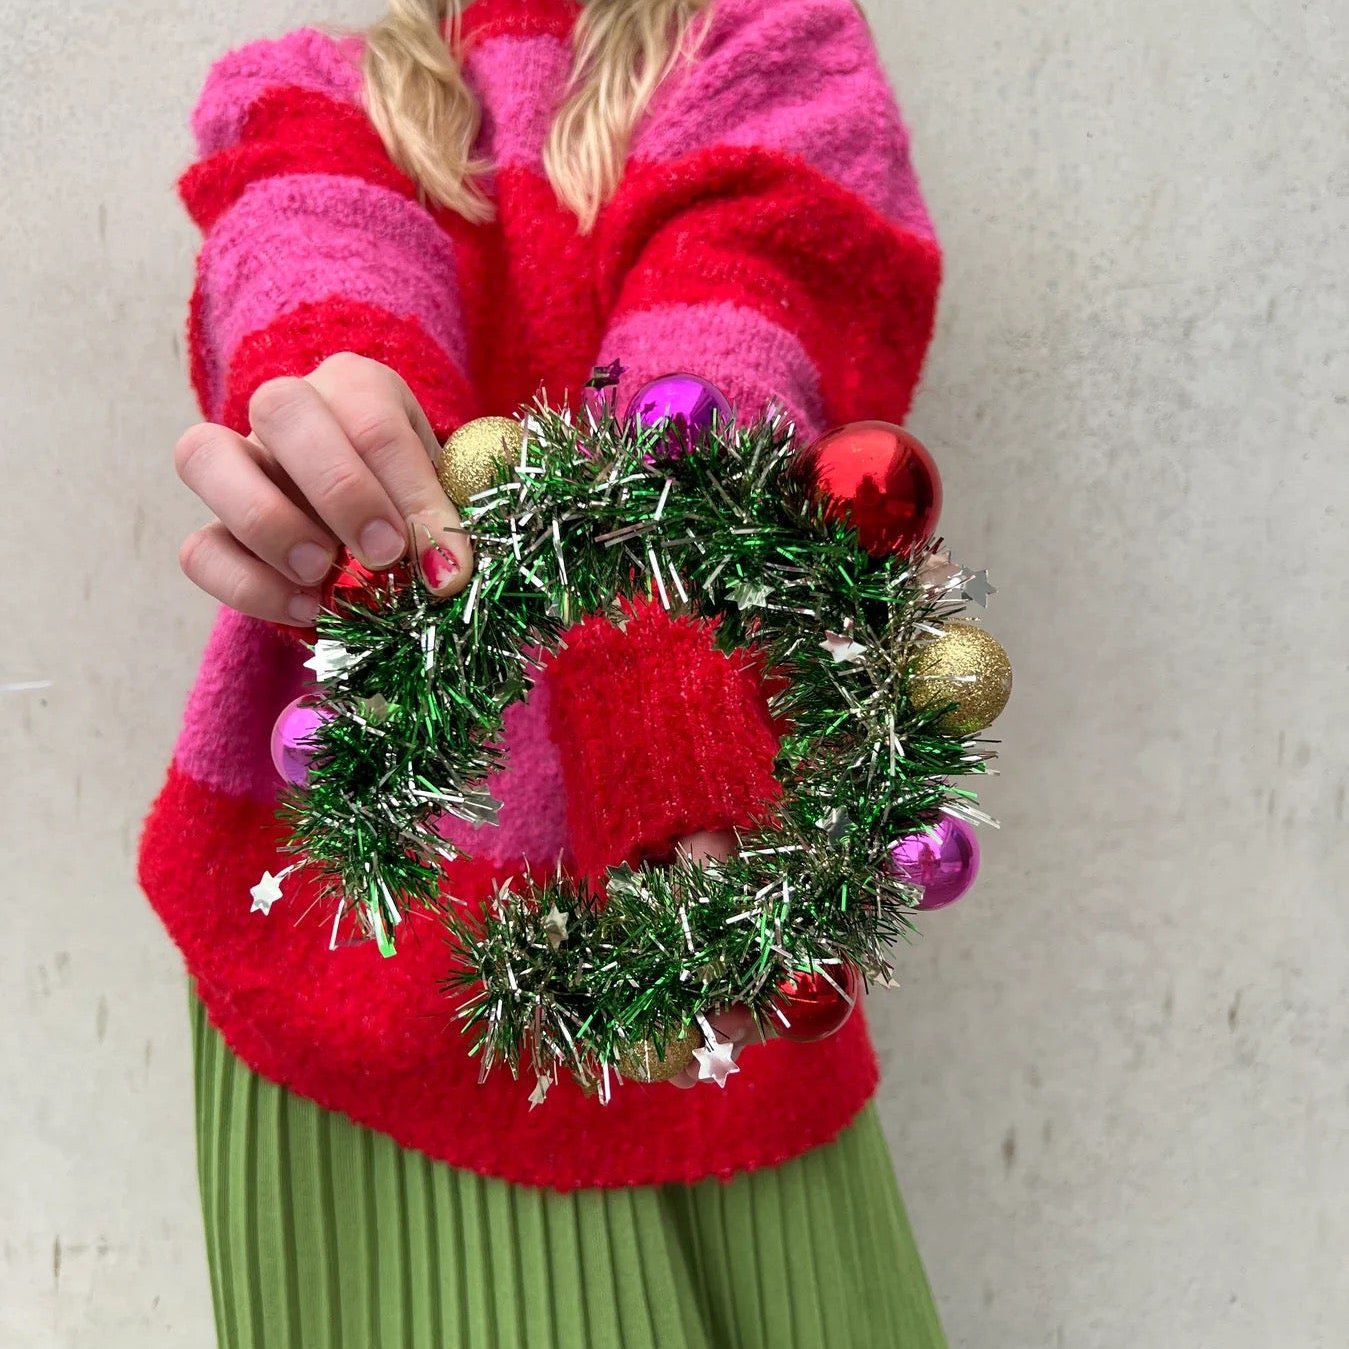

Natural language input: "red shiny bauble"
[768,961,862,1042]
[796,421,942,557]
[321,550,413,612]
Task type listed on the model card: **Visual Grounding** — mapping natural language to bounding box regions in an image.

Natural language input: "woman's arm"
[545,0,941,878]
[179,28,477,434]
[597,0,939,437]
[173,31,477,618]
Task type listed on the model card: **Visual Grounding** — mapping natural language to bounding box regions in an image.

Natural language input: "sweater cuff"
[541,597,783,878]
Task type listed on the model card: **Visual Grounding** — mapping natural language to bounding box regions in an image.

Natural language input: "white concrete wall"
[2,1,1345,1345]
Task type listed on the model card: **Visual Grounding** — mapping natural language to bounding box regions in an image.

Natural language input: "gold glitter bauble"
[616,1028,700,1084]
[907,621,1012,735]
[437,416,524,507]
[572,1064,602,1098]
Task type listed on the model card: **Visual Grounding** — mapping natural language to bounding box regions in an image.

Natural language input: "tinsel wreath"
[272,379,1010,1094]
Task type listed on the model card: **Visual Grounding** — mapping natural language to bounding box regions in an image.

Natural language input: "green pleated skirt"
[190,993,946,1348]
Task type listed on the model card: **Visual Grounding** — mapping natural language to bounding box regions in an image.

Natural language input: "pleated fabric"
[191,993,947,1349]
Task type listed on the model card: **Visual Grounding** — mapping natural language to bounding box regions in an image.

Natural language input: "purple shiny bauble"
[889,817,980,910]
[270,698,329,788]
[625,373,732,458]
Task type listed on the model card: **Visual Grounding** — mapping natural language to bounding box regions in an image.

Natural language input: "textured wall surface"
[2,2,1346,1345]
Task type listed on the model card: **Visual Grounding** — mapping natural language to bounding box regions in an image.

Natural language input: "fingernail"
[288,542,332,585]
[409,513,460,595]
[287,593,320,626]
[359,519,405,567]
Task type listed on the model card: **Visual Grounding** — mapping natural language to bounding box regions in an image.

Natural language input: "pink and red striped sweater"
[139,0,941,1191]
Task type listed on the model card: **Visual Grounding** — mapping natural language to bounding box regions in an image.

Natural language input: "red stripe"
[454,167,603,413]
[141,761,879,1190]
[179,88,415,231]
[185,279,214,420]
[600,146,941,423]
[216,298,478,438]
[460,0,579,42]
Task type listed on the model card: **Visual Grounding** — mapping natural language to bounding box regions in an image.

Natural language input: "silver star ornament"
[542,905,570,950]
[693,1035,740,1089]
[303,639,357,683]
[820,632,867,664]
[815,807,853,840]
[249,870,284,916]
[961,569,997,607]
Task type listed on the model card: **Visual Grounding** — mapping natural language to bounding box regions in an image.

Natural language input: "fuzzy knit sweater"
[139,0,941,1191]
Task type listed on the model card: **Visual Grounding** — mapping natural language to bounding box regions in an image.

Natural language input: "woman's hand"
[664,830,774,1089]
[175,353,473,624]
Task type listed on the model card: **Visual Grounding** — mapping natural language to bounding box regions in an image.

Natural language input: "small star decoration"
[359,693,393,724]
[729,580,771,611]
[693,1035,740,1089]
[528,1075,551,1110]
[249,870,284,916]
[820,632,867,664]
[918,548,961,592]
[304,639,356,683]
[961,570,997,608]
[815,806,853,840]
[542,905,570,951]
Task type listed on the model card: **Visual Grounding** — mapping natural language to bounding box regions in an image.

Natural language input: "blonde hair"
[363,0,710,231]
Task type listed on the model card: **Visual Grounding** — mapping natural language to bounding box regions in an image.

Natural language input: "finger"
[175,423,337,586]
[708,1005,767,1047]
[311,355,474,596]
[668,1021,754,1091]
[179,522,322,626]
[248,376,408,572]
[674,830,738,865]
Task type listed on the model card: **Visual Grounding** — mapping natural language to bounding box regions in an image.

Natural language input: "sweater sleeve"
[177,28,477,437]
[545,0,941,876]
[596,0,940,440]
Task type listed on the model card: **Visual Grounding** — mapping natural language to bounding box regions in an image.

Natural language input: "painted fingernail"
[288,541,332,585]
[409,513,460,595]
[287,593,320,626]
[359,519,405,567]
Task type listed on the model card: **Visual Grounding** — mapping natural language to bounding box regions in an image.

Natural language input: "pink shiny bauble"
[625,373,732,458]
[796,421,941,557]
[270,698,330,788]
[889,817,980,910]
[769,961,862,1042]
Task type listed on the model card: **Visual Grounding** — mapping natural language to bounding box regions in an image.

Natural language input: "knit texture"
[140,0,941,1191]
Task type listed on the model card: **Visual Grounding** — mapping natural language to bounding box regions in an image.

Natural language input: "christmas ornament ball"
[625,373,732,457]
[907,621,1012,735]
[769,961,862,1042]
[270,697,330,788]
[796,421,941,557]
[571,1065,600,1098]
[890,817,981,910]
[616,1027,701,1083]
[437,416,524,507]
[321,551,412,612]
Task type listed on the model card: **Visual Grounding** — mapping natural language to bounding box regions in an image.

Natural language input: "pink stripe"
[174,608,306,800]
[176,608,570,864]
[191,29,364,156]
[599,301,826,442]
[633,0,933,238]
[436,670,570,868]
[465,35,572,169]
[196,174,466,419]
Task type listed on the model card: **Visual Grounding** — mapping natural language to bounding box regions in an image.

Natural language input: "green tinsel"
[282,395,995,1078]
